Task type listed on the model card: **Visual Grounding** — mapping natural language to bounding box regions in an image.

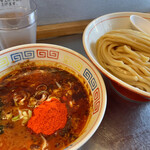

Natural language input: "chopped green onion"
[22,110,32,125]
[22,111,28,117]
[11,109,33,125]
[13,92,28,106]
[12,115,20,122]
[28,110,32,119]
[28,97,37,107]
[6,113,12,120]
[22,116,29,125]
[18,109,23,119]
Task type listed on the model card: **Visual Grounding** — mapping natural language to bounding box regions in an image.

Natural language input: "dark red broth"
[0,65,91,150]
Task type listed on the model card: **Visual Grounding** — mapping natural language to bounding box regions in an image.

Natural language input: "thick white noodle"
[96,29,150,92]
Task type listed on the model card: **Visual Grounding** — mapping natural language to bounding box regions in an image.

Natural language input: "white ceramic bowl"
[0,43,107,149]
[83,12,150,102]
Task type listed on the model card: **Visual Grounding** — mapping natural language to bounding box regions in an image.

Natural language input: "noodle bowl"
[83,12,150,102]
[0,43,107,149]
[96,29,150,93]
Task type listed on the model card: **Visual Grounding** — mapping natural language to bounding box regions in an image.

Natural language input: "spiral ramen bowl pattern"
[83,12,150,102]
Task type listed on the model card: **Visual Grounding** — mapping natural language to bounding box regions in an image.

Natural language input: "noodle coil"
[96,29,150,92]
